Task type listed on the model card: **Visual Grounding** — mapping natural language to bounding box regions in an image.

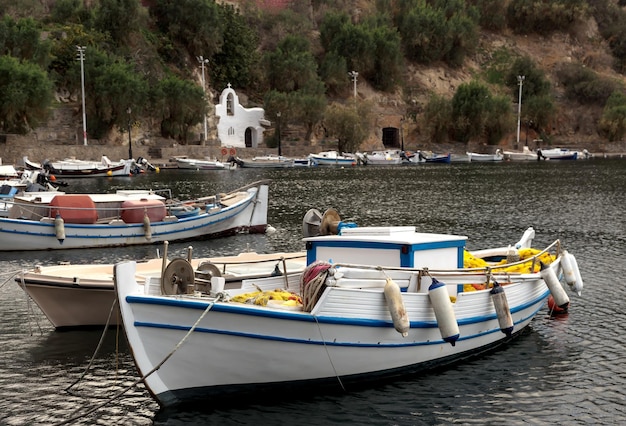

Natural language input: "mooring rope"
[53,294,222,426]
[300,261,331,312]
[65,298,117,394]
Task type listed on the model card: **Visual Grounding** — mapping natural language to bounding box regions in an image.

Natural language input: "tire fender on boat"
[54,213,65,243]
[428,278,460,346]
[383,278,409,337]
[560,250,583,296]
[539,262,570,309]
[490,280,514,336]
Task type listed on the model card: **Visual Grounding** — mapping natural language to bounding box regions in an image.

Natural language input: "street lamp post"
[516,75,525,150]
[197,56,209,144]
[76,46,87,146]
[127,107,133,160]
[276,112,282,157]
[400,116,405,151]
[348,71,358,100]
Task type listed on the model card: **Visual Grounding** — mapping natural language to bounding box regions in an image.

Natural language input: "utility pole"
[276,112,282,157]
[516,75,525,149]
[127,107,133,160]
[197,56,209,144]
[348,71,358,100]
[76,46,87,146]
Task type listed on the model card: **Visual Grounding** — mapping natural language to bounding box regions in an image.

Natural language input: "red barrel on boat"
[121,198,166,223]
[49,195,98,224]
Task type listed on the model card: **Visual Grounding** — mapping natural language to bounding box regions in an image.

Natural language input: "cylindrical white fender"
[561,251,583,296]
[490,281,514,336]
[384,278,409,337]
[54,214,65,243]
[143,212,152,240]
[428,278,459,346]
[540,262,570,309]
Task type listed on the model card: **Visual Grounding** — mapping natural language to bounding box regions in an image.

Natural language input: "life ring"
[220,147,228,156]
[229,148,237,156]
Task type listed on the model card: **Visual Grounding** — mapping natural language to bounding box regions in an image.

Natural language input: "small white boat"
[0,180,269,251]
[537,148,578,160]
[503,146,538,161]
[308,151,356,166]
[362,150,404,165]
[238,155,294,168]
[409,151,451,164]
[23,155,154,177]
[115,209,582,407]
[467,149,504,162]
[17,247,306,328]
[175,157,226,170]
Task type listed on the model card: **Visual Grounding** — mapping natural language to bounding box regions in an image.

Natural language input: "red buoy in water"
[548,295,568,315]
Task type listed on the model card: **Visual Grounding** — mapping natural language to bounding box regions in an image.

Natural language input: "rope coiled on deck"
[300,261,331,312]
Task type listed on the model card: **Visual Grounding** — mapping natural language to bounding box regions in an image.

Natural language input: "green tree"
[264,35,318,92]
[150,0,223,61]
[152,75,206,142]
[0,55,53,133]
[394,0,479,67]
[94,0,140,47]
[211,4,259,90]
[323,101,372,152]
[599,91,626,141]
[484,95,514,145]
[0,16,51,67]
[507,0,589,35]
[451,81,492,143]
[423,94,453,143]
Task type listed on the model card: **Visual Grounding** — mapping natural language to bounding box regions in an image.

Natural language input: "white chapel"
[215,84,270,148]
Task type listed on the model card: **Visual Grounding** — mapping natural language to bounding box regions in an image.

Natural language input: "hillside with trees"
[2,0,626,154]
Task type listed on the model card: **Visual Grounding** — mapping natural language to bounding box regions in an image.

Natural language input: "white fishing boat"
[175,157,227,170]
[0,180,269,251]
[467,149,504,162]
[362,150,404,165]
[23,155,154,177]
[537,148,578,160]
[17,246,306,328]
[308,151,356,166]
[114,209,583,407]
[502,146,538,161]
[236,155,294,168]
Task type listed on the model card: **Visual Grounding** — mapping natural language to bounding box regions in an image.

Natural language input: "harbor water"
[1,159,625,425]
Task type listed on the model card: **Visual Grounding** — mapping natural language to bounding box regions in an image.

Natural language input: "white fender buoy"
[560,250,583,296]
[143,212,152,240]
[428,278,459,346]
[490,280,514,336]
[540,262,570,309]
[383,278,409,337]
[54,213,65,243]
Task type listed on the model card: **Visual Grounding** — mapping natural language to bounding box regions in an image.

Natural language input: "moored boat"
[17,247,306,328]
[467,149,504,162]
[0,180,269,251]
[308,151,356,166]
[23,155,156,177]
[362,150,404,165]
[175,157,227,170]
[537,148,578,160]
[114,209,582,407]
[503,146,538,161]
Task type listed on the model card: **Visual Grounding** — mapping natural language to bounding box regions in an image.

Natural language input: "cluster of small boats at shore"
[173,146,592,170]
